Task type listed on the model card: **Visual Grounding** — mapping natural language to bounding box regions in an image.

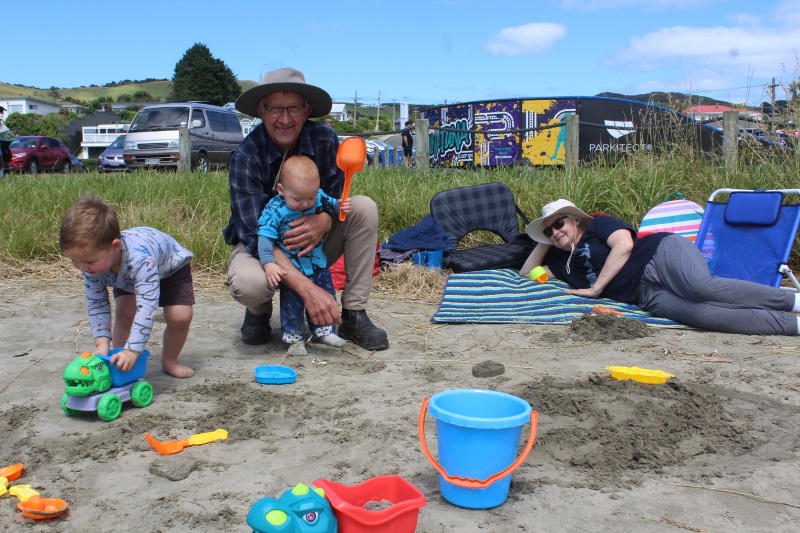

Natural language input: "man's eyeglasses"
[542,216,567,238]
[262,104,307,118]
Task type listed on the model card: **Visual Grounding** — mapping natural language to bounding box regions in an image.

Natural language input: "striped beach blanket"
[431,269,686,328]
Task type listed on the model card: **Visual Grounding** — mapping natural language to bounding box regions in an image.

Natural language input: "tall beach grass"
[1,147,799,273]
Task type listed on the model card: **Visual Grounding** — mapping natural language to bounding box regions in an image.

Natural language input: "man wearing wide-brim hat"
[223,67,388,351]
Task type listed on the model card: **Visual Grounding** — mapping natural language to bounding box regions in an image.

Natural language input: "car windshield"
[10,138,37,149]
[108,136,125,149]
[129,107,191,131]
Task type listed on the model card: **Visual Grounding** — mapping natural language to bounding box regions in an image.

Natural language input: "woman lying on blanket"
[520,199,800,336]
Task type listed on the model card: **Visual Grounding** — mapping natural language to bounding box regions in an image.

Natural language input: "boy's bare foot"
[162,359,194,378]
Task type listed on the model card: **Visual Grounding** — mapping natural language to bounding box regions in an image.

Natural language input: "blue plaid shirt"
[223,120,343,257]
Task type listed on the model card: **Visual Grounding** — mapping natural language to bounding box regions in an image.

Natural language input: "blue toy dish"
[255,365,297,385]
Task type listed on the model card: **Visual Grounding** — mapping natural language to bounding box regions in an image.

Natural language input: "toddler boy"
[60,193,195,378]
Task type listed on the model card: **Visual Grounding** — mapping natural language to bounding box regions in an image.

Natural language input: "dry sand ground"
[1,267,800,532]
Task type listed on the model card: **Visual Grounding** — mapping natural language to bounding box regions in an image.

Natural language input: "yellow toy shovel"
[145,429,228,455]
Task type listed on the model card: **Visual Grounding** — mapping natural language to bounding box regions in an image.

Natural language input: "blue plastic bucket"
[418,389,537,509]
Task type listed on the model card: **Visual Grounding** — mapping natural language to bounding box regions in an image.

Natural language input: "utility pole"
[392,98,396,129]
[769,77,778,131]
[353,91,358,127]
[375,91,381,131]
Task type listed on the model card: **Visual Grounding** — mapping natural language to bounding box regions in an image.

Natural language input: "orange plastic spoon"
[336,137,367,221]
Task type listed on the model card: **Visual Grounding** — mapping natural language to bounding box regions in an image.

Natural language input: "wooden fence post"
[722,110,738,168]
[565,114,579,170]
[178,127,191,172]
[415,119,429,170]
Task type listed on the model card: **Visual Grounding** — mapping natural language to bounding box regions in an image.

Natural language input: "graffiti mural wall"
[422,96,722,168]
[473,100,520,167]
[520,99,576,165]
[427,104,474,167]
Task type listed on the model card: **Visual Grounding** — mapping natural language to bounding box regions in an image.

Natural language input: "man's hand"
[110,349,140,372]
[282,212,332,257]
[340,198,352,215]
[263,262,286,289]
[301,283,342,326]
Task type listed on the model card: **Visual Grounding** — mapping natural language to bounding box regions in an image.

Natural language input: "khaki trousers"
[227,195,378,315]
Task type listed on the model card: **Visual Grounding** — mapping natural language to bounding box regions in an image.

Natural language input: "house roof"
[684,104,741,114]
[0,96,63,107]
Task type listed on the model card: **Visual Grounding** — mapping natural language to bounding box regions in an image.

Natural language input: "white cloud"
[607,26,800,78]
[485,22,566,55]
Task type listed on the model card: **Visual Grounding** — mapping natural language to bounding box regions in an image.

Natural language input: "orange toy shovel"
[336,137,367,221]
[145,429,228,455]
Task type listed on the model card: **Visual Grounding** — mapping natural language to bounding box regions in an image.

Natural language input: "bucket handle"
[418,396,539,489]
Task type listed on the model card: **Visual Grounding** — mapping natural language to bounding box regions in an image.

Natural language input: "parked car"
[98,135,126,172]
[69,155,87,173]
[123,103,244,173]
[8,136,72,174]
[366,140,398,166]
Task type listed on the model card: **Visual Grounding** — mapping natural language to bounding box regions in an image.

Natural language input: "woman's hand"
[565,286,602,299]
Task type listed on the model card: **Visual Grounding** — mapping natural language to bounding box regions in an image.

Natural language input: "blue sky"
[4,0,799,108]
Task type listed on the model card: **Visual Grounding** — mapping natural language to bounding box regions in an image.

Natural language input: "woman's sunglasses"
[543,216,567,238]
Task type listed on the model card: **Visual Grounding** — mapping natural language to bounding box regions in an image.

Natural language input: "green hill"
[0,79,260,104]
[595,91,735,110]
[0,78,734,114]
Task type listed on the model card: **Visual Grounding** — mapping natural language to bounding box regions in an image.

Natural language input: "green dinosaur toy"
[61,350,153,421]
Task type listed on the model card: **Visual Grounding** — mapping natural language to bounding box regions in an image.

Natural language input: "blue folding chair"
[695,188,800,291]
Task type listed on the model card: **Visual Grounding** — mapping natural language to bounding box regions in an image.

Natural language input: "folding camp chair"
[429,182,534,272]
[694,188,800,291]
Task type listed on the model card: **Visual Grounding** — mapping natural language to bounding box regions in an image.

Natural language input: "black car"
[69,155,87,173]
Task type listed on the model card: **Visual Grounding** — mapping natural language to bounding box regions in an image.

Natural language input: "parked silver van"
[123,103,244,172]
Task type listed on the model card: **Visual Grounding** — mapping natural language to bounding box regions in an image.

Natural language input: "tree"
[170,43,240,106]
[5,112,74,139]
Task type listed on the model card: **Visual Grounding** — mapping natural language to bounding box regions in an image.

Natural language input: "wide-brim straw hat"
[525,199,592,243]
[235,67,332,118]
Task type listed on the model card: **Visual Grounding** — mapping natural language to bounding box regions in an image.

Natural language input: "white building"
[330,103,348,122]
[79,124,130,158]
[0,97,62,120]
